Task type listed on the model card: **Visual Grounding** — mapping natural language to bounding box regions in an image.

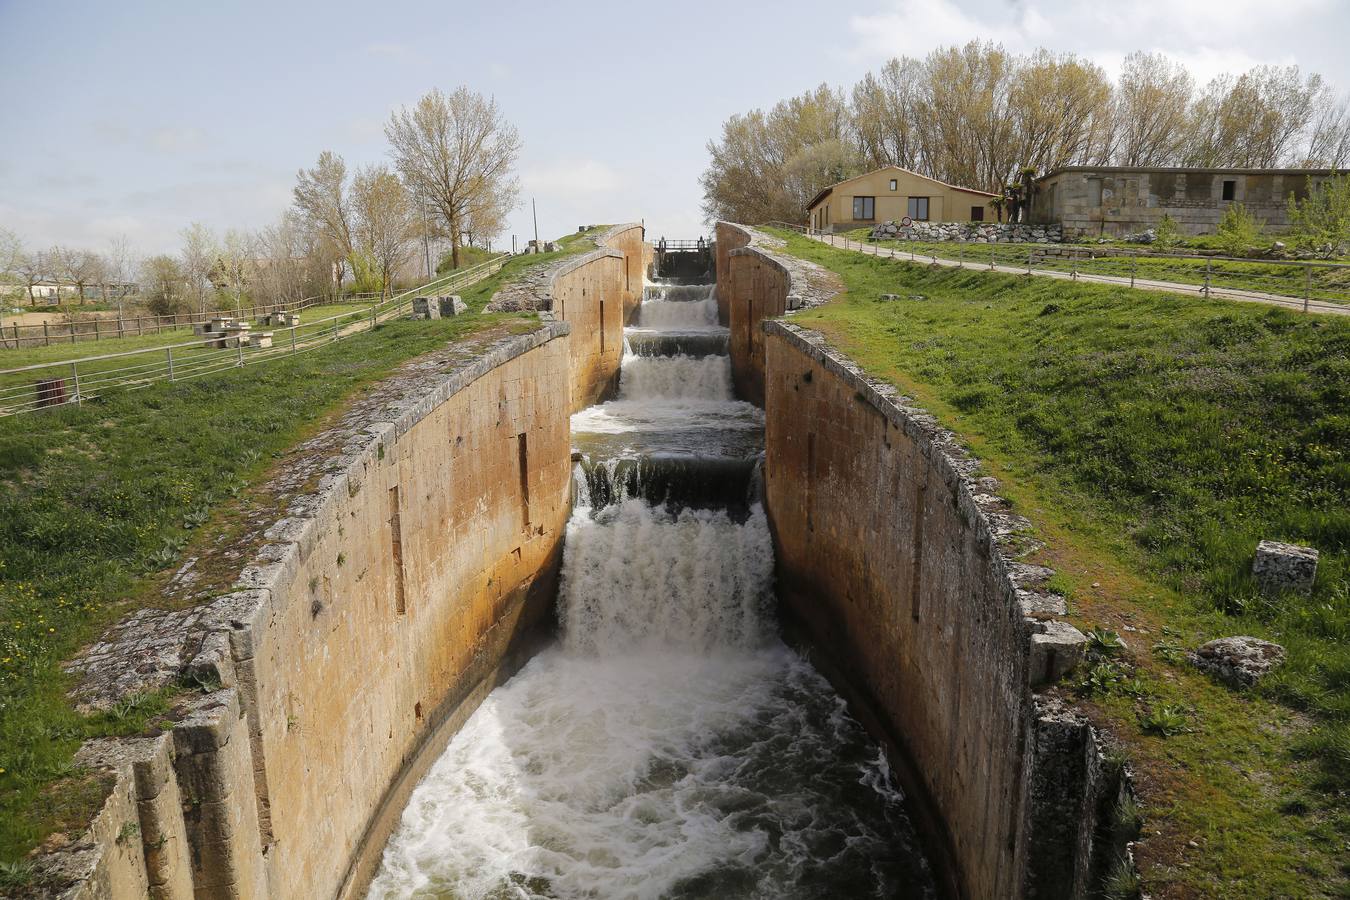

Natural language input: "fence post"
[1304,265,1312,313]
[117,318,124,338]
[71,361,81,405]
[236,338,244,367]
[291,326,298,354]
[166,348,175,381]
[956,243,964,268]
[332,320,339,343]
[1203,259,1211,297]
[1027,249,1033,275]
[1071,251,1078,280]
[94,320,100,341]
[1131,253,1137,288]
[43,322,49,346]
[70,324,77,344]
[990,247,996,270]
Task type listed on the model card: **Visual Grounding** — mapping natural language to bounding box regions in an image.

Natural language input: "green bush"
[1153,214,1184,251]
[1287,175,1350,258]
[1215,202,1264,257]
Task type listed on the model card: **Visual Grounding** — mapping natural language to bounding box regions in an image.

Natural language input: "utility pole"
[532,198,539,249]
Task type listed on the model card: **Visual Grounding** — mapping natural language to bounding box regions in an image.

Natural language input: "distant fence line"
[0,255,507,417]
[763,221,1350,315]
[0,292,381,350]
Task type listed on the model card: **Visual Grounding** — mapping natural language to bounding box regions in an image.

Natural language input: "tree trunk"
[450,219,462,270]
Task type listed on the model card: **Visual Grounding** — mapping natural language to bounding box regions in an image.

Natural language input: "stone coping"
[717,221,838,311]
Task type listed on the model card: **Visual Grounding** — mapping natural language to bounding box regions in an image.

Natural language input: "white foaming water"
[367,501,935,900]
[558,499,773,654]
[618,352,732,402]
[368,277,935,899]
[638,297,719,329]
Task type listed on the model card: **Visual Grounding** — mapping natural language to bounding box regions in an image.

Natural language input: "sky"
[2,0,1349,259]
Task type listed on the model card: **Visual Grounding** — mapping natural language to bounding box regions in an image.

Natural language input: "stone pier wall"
[488,224,644,411]
[720,221,1124,900]
[44,324,576,900]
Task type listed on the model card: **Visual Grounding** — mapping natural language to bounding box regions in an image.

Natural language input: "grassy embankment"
[0,230,602,873]
[768,228,1349,898]
[840,227,1350,306]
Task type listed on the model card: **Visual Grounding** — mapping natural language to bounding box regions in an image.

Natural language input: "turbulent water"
[367,277,935,899]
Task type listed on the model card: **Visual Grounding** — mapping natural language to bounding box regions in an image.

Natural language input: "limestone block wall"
[1031,167,1345,238]
[719,221,1124,900]
[715,221,835,407]
[713,222,750,325]
[42,324,575,900]
[550,252,626,410]
[595,223,647,323]
[488,225,643,411]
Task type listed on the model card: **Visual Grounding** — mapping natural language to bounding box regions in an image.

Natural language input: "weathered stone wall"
[870,220,1063,243]
[487,225,643,411]
[44,325,575,900]
[714,222,837,406]
[1031,166,1347,237]
[595,223,647,323]
[720,221,1125,900]
[713,223,751,325]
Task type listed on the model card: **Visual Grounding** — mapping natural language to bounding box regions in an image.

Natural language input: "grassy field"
[840,227,1350,306]
[0,229,614,868]
[769,228,1349,898]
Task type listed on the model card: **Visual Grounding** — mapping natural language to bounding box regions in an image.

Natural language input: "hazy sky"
[3,0,1349,257]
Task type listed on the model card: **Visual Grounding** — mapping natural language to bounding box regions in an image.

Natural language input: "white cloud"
[846,0,1336,84]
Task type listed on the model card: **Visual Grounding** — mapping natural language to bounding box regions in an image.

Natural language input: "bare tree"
[1111,52,1194,166]
[851,58,927,171]
[385,87,522,269]
[217,229,253,312]
[293,151,355,295]
[0,227,21,282]
[50,246,105,304]
[1009,50,1114,174]
[351,165,416,296]
[179,223,217,315]
[16,249,49,305]
[105,235,140,316]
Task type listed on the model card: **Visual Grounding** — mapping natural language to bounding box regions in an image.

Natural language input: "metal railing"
[0,255,508,417]
[761,222,1350,315]
[0,292,399,350]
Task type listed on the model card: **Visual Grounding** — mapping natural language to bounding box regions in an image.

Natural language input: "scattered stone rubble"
[869,220,1063,243]
[1252,539,1319,595]
[1189,636,1286,688]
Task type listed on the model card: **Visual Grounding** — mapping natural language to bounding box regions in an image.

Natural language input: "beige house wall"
[809,167,994,232]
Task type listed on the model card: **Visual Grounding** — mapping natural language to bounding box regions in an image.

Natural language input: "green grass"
[769,227,1350,896]
[0,308,552,865]
[839,227,1350,306]
[0,229,609,864]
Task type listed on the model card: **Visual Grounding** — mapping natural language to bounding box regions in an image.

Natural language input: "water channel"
[367,273,936,899]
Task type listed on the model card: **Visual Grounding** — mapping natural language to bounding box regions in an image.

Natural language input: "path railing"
[0,292,400,350]
[0,255,508,417]
[762,222,1350,315]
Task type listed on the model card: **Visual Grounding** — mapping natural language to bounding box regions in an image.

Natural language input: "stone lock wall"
[488,224,645,411]
[719,222,1125,900]
[45,326,576,900]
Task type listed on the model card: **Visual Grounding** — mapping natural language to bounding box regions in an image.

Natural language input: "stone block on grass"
[1252,539,1318,595]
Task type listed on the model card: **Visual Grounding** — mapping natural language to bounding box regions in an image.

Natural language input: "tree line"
[702,43,1350,225]
[0,87,520,317]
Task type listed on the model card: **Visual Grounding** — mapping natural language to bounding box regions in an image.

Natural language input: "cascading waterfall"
[368,272,935,899]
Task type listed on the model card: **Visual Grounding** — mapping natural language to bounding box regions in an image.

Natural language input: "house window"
[889,179,898,191]
[1222,179,1236,200]
[852,196,876,220]
[908,197,930,221]
[971,206,984,222]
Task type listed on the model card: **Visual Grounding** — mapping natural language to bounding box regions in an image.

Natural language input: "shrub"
[1287,175,1350,257]
[1215,202,1263,256]
[1153,214,1184,251]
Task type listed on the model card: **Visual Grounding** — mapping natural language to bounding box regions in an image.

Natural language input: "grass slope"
[769,228,1350,898]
